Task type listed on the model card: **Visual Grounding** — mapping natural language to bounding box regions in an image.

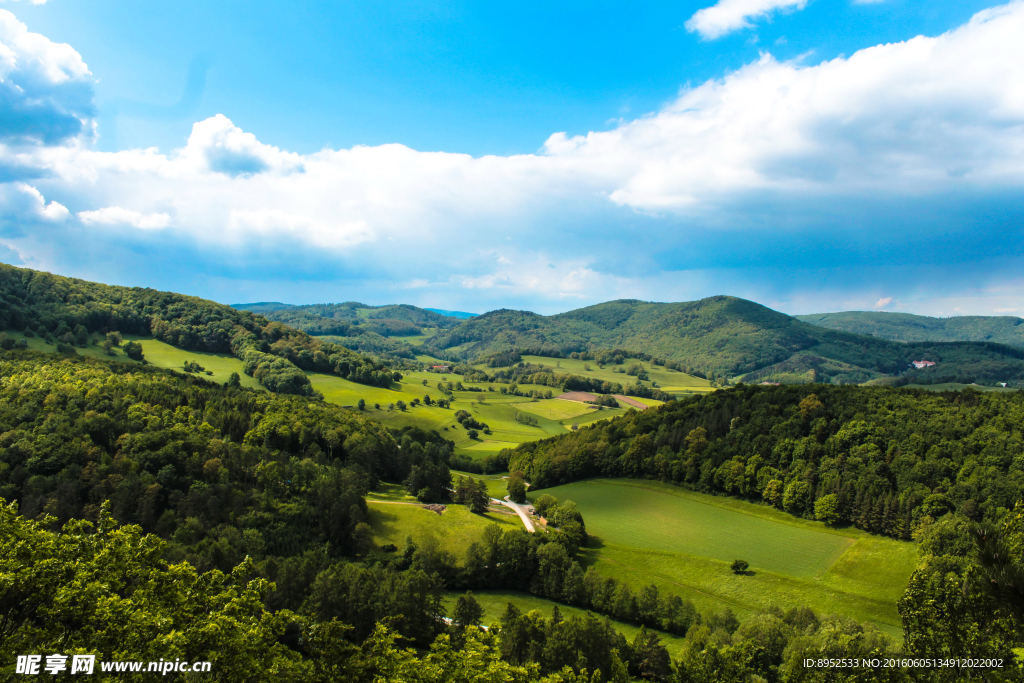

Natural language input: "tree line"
[509,384,1024,539]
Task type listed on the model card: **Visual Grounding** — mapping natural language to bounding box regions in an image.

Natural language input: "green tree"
[226,371,242,387]
[123,340,144,361]
[815,493,842,526]
[507,471,527,503]
[452,591,484,628]
[730,559,749,574]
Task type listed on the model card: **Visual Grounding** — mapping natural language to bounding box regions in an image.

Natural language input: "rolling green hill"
[232,301,466,360]
[796,310,1024,348]
[0,263,398,395]
[425,296,1024,386]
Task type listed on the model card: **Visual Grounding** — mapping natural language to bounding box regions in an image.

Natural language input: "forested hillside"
[510,384,1024,538]
[797,311,1024,348]
[234,301,467,360]
[0,264,397,395]
[425,297,1024,386]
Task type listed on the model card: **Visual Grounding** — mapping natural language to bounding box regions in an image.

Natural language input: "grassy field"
[475,355,715,397]
[311,367,630,457]
[8,332,262,389]
[450,471,511,499]
[528,479,917,639]
[442,589,689,658]
[367,500,521,561]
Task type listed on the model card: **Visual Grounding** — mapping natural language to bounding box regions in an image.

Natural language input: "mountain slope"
[0,264,396,394]
[425,297,1024,386]
[796,311,1024,348]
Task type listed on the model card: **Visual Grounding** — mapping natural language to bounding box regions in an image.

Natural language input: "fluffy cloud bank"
[2,3,1024,311]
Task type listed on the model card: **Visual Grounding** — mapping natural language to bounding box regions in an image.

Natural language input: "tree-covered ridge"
[797,311,1024,349]
[425,297,1024,387]
[509,384,1024,539]
[0,350,430,567]
[0,264,397,394]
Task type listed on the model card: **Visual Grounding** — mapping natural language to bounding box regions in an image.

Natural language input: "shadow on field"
[585,535,606,549]
[734,570,756,577]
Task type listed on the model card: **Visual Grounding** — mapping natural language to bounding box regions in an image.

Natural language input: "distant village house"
[431,365,451,373]
[911,360,937,369]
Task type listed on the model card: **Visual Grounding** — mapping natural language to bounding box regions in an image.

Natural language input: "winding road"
[493,496,535,532]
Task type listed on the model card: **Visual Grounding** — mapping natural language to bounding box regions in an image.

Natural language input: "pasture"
[442,589,689,658]
[367,500,521,559]
[476,354,716,397]
[528,479,918,638]
[311,367,629,457]
[8,332,262,389]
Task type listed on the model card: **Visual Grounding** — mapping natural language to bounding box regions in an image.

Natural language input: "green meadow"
[310,367,631,457]
[366,498,522,559]
[8,332,262,389]
[475,354,716,397]
[528,479,918,639]
[442,589,689,658]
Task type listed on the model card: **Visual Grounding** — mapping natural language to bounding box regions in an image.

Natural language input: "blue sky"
[1,0,1022,316]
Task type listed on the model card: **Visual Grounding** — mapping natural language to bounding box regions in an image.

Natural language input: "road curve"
[494,496,535,532]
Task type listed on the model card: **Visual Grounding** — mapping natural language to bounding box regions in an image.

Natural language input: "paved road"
[493,496,535,532]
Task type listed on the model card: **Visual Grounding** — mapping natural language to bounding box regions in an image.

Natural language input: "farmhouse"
[431,365,451,373]
[911,360,937,369]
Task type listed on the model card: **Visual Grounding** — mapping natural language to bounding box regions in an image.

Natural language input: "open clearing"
[479,355,715,397]
[367,499,521,559]
[443,589,689,658]
[10,333,262,389]
[528,479,917,638]
[512,398,600,420]
[311,368,629,457]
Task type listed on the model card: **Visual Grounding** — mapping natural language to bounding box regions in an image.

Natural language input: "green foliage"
[797,310,1024,349]
[814,493,841,526]
[0,501,304,681]
[507,471,528,503]
[731,559,749,573]
[510,384,1024,538]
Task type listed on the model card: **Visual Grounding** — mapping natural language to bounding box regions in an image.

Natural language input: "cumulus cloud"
[78,206,170,230]
[686,0,808,40]
[180,114,304,177]
[875,297,893,309]
[0,9,93,145]
[0,182,66,222]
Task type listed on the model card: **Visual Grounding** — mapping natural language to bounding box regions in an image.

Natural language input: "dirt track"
[613,395,648,409]
[557,391,598,402]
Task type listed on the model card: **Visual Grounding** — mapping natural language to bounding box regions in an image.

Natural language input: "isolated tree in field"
[469,480,489,513]
[452,591,484,628]
[396,400,406,411]
[123,340,144,361]
[731,559,749,574]
[507,471,527,503]
[815,493,842,526]
[357,398,366,411]
[105,331,122,346]
[467,429,479,440]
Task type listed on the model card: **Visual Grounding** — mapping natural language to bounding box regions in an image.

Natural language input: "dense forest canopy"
[0,264,398,394]
[797,311,1024,348]
[423,297,1024,387]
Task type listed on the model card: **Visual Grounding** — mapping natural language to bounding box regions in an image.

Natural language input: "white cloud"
[875,297,893,308]
[0,182,66,221]
[78,206,170,230]
[0,9,93,145]
[0,1,52,6]
[686,0,808,40]
[179,114,304,177]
